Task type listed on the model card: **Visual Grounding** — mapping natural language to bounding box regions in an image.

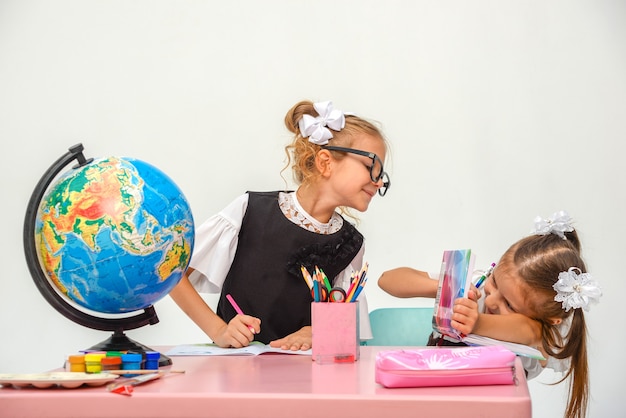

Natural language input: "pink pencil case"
[375,346,517,388]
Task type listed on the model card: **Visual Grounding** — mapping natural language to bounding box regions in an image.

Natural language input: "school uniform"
[188,191,373,343]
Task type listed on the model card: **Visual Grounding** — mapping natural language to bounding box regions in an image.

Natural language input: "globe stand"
[88,329,172,367]
[23,143,175,369]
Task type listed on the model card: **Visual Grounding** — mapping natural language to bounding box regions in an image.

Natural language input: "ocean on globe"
[34,156,194,314]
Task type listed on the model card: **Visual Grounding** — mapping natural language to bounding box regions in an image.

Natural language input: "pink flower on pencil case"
[377,346,515,370]
[375,346,517,388]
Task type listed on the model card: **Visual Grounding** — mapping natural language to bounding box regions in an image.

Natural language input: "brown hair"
[501,230,589,418]
[282,100,387,188]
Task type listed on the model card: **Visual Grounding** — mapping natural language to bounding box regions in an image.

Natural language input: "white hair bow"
[553,267,602,312]
[298,101,346,145]
[531,210,574,239]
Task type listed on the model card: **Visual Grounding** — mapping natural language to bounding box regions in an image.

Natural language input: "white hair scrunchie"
[553,267,602,312]
[298,101,346,145]
[531,210,574,239]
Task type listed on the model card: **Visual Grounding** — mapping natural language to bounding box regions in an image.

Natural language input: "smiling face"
[483,254,565,326]
[324,133,387,212]
[482,233,587,328]
[482,261,539,318]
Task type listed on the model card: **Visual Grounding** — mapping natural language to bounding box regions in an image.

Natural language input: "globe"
[23,144,194,365]
[35,155,194,313]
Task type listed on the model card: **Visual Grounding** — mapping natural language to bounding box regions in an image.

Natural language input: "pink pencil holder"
[311,302,360,364]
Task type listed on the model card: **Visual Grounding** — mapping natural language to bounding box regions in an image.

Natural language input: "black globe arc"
[23,143,170,365]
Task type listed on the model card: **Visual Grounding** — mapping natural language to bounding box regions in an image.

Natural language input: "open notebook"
[432,249,545,360]
[165,343,312,356]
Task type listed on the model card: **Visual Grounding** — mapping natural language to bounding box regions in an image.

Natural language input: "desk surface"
[0,346,531,418]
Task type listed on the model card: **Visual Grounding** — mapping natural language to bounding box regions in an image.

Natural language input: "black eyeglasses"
[322,146,391,197]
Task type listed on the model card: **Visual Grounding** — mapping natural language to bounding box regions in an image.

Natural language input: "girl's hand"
[451,290,480,335]
[268,326,312,351]
[212,315,260,348]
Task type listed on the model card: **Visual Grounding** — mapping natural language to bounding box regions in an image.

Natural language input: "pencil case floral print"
[375,346,517,388]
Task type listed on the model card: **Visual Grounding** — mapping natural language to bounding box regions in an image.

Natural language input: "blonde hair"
[282,100,387,188]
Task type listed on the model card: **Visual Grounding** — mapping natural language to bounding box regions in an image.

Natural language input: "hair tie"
[553,267,602,312]
[531,210,574,240]
[298,101,346,145]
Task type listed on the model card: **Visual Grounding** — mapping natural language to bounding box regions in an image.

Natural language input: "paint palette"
[0,372,118,389]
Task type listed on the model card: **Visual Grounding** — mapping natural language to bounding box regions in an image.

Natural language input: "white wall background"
[1,1,624,417]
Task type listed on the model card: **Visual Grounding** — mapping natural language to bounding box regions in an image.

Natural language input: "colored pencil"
[344,272,359,302]
[346,262,369,302]
[316,266,332,292]
[350,275,368,302]
[226,294,255,333]
[300,265,313,289]
[313,277,320,302]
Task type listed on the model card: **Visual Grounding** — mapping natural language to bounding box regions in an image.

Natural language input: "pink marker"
[226,294,255,334]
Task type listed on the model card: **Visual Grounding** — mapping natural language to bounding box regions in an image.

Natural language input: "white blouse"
[187,191,373,340]
[520,315,572,379]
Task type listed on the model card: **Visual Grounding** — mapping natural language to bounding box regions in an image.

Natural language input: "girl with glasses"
[170,100,390,351]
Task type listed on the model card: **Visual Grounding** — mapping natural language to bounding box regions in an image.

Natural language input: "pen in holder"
[311,301,360,364]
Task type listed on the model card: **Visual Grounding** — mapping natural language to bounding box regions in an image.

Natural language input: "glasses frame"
[322,146,390,196]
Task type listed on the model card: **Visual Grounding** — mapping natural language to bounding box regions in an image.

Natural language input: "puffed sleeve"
[520,357,544,380]
[187,194,249,294]
[522,316,572,379]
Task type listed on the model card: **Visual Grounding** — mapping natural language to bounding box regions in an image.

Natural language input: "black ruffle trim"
[286,225,364,283]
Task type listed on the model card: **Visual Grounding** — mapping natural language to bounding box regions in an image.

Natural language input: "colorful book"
[432,249,545,360]
[432,249,475,339]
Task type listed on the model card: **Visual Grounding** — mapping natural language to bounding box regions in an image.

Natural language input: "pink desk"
[0,346,531,418]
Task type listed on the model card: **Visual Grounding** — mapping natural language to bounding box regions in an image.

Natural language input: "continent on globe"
[35,156,194,314]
